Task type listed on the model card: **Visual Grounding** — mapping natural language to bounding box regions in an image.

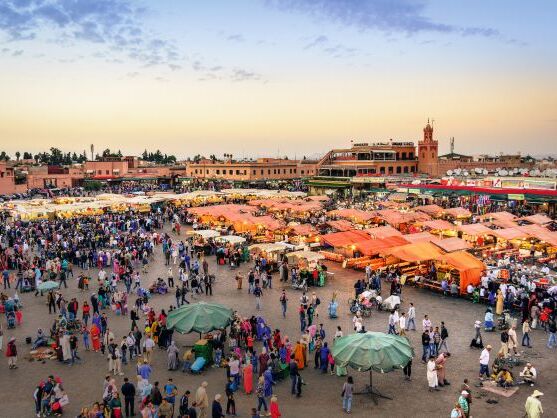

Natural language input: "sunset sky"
[0,0,556,159]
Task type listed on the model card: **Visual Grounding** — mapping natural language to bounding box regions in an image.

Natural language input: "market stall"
[434,251,486,294]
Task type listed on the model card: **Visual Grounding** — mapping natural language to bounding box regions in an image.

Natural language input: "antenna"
[450,137,455,154]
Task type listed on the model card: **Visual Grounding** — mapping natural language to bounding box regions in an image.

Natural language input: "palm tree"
[15,151,20,161]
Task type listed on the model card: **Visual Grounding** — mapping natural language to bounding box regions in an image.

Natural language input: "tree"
[102,148,111,157]
[23,152,33,160]
[193,154,202,163]
[0,151,10,161]
[15,151,20,161]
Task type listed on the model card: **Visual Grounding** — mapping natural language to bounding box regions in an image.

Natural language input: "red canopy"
[320,230,371,248]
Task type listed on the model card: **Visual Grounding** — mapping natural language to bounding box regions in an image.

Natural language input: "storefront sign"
[508,194,525,200]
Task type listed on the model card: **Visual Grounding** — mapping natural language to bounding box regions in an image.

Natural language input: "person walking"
[279,291,288,318]
[253,284,263,310]
[341,376,354,414]
[196,381,209,418]
[438,321,449,353]
[524,390,544,418]
[406,302,416,331]
[121,377,136,417]
[6,337,17,369]
[479,345,492,379]
[547,320,556,349]
[522,319,532,348]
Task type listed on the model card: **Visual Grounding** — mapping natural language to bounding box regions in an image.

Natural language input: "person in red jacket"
[6,337,17,369]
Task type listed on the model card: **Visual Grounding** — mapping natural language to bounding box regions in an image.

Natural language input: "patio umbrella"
[166,302,233,335]
[38,280,60,291]
[332,331,413,404]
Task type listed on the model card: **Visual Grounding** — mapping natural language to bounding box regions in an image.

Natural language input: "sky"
[0,0,556,160]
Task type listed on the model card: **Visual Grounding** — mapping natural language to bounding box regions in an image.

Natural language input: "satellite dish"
[500,169,508,176]
[446,170,453,176]
[482,169,488,175]
[463,171,469,177]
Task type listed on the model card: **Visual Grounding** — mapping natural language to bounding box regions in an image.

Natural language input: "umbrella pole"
[354,370,392,404]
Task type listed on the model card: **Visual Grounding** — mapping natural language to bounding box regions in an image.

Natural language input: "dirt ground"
[1,227,556,418]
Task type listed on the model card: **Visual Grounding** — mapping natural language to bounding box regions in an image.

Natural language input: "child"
[214,347,223,367]
[270,395,281,418]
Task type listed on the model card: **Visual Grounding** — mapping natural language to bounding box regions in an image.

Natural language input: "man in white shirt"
[479,345,492,379]
[399,312,407,336]
[406,303,416,331]
[143,336,155,363]
[422,315,432,333]
[98,269,106,284]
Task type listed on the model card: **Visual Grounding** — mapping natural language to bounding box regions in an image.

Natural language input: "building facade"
[186,158,317,181]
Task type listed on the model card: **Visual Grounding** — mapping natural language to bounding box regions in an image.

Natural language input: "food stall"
[434,251,486,295]
[420,220,457,238]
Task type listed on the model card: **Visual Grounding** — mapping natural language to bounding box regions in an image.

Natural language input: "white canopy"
[287,250,325,263]
[248,242,289,253]
[214,235,246,245]
[187,229,220,239]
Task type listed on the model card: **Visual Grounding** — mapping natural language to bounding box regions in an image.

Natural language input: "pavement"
[1,226,556,418]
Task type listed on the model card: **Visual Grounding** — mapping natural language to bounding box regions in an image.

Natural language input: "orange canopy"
[320,230,371,248]
[327,209,375,223]
[415,204,445,217]
[520,214,553,225]
[444,207,472,218]
[403,232,438,243]
[432,237,472,252]
[436,251,485,294]
[478,211,517,222]
[289,224,318,236]
[488,219,518,229]
[355,236,410,256]
[382,242,445,262]
[518,224,557,245]
[375,209,431,227]
[490,228,529,240]
[326,220,355,232]
[364,225,403,239]
[456,223,493,236]
[421,220,456,231]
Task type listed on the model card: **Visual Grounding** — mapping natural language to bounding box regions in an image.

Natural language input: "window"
[268,170,271,174]
[253,170,256,175]
[105,170,109,175]
[283,169,286,174]
[432,152,435,158]
[97,170,102,175]
[410,166,415,173]
[396,166,402,174]
[216,170,220,174]
[422,152,425,159]
[236,170,240,175]
[380,167,385,174]
[403,166,409,173]
[409,152,414,159]
[289,169,292,174]
[388,166,393,174]
[294,169,297,174]
[206,170,209,174]
[243,170,247,175]
[229,170,233,175]
[194,169,198,174]
[301,170,305,175]
[274,169,277,174]
[402,152,407,160]
[261,170,263,175]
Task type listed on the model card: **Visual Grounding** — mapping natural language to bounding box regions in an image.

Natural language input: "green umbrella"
[332,332,413,403]
[38,280,60,291]
[166,302,233,335]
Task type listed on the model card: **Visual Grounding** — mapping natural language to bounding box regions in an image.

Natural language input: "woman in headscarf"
[90,323,101,352]
[293,341,304,370]
[243,360,254,394]
[258,348,269,377]
[167,340,179,370]
[263,366,275,397]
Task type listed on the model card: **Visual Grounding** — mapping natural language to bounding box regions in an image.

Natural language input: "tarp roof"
[381,242,445,262]
[327,208,375,223]
[326,220,355,232]
[415,204,445,217]
[375,209,431,227]
[487,219,518,229]
[432,237,472,252]
[518,224,557,245]
[520,214,553,225]
[420,220,456,231]
[456,223,493,236]
[288,224,318,236]
[478,211,517,222]
[436,251,485,272]
[364,225,403,239]
[403,232,438,243]
[356,236,410,256]
[320,230,371,248]
[444,207,472,218]
[490,227,529,240]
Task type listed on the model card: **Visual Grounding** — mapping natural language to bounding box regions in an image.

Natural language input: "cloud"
[230,68,262,82]
[226,33,245,42]
[267,0,500,37]
[0,0,180,67]
[303,34,358,58]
